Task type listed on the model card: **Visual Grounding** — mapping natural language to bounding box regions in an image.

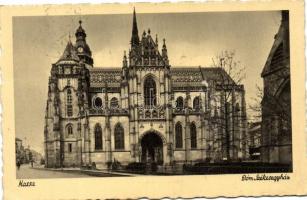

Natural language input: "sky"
[13,10,281,154]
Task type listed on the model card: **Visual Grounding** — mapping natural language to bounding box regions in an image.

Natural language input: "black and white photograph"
[13,7,292,179]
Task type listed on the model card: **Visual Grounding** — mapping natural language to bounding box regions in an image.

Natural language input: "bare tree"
[248,84,263,122]
[205,50,247,162]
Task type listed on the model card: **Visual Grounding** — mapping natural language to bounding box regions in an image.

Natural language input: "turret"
[74,20,93,66]
[155,34,158,51]
[162,39,168,58]
[162,39,169,65]
[122,51,128,79]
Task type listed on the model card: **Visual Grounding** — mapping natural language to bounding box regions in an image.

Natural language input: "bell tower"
[75,20,94,67]
[44,35,91,168]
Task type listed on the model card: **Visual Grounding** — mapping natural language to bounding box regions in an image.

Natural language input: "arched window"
[144,76,156,107]
[110,97,119,108]
[93,96,103,109]
[193,96,200,110]
[115,124,125,150]
[67,89,73,116]
[94,124,102,150]
[175,122,183,148]
[67,124,73,135]
[190,122,197,149]
[176,97,184,109]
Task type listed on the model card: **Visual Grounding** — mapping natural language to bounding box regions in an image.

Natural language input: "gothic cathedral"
[44,9,248,168]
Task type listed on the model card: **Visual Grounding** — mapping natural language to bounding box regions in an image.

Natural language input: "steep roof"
[89,66,235,89]
[261,11,289,77]
[56,40,80,65]
[171,67,204,88]
[89,68,122,88]
[171,67,235,88]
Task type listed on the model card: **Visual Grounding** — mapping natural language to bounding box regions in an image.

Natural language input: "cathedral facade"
[44,10,248,168]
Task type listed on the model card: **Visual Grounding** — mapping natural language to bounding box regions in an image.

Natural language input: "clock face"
[77,47,83,53]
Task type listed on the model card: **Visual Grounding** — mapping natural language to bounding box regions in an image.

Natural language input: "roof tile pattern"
[89,67,234,89]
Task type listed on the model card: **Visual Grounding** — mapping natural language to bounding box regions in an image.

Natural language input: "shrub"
[126,162,146,172]
[112,160,121,170]
[106,161,112,170]
[205,157,212,163]
[91,162,96,170]
[151,162,158,172]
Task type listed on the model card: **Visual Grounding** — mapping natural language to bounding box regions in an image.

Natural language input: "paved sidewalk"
[33,166,138,177]
[17,164,90,179]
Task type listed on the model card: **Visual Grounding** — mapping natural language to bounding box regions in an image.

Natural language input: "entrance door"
[141,132,163,164]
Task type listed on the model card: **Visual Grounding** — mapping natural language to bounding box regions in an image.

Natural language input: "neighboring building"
[30,150,44,164]
[15,137,43,165]
[15,137,23,151]
[24,147,32,163]
[44,10,248,168]
[15,138,24,163]
[261,11,291,164]
[248,122,261,160]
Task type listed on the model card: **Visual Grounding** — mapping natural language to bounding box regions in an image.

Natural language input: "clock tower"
[75,20,93,67]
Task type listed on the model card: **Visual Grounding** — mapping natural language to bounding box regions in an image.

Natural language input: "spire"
[123,51,128,68]
[131,7,140,47]
[163,38,166,48]
[155,34,158,45]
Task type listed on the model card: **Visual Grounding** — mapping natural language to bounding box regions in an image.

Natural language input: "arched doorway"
[141,132,163,165]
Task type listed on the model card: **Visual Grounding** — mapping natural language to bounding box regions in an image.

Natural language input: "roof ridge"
[90,67,122,71]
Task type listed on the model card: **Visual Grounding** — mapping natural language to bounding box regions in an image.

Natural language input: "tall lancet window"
[67,89,73,117]
[193,96,200,110]
[176,97,184,109]
[67,124,73,135]
[175,122,183,148]
[190,122,197,149]
[144,77,156,107]
[114,123,125,150]
[94,124,102,150]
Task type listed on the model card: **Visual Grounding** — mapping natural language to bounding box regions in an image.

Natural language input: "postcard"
[1,1,306,199]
